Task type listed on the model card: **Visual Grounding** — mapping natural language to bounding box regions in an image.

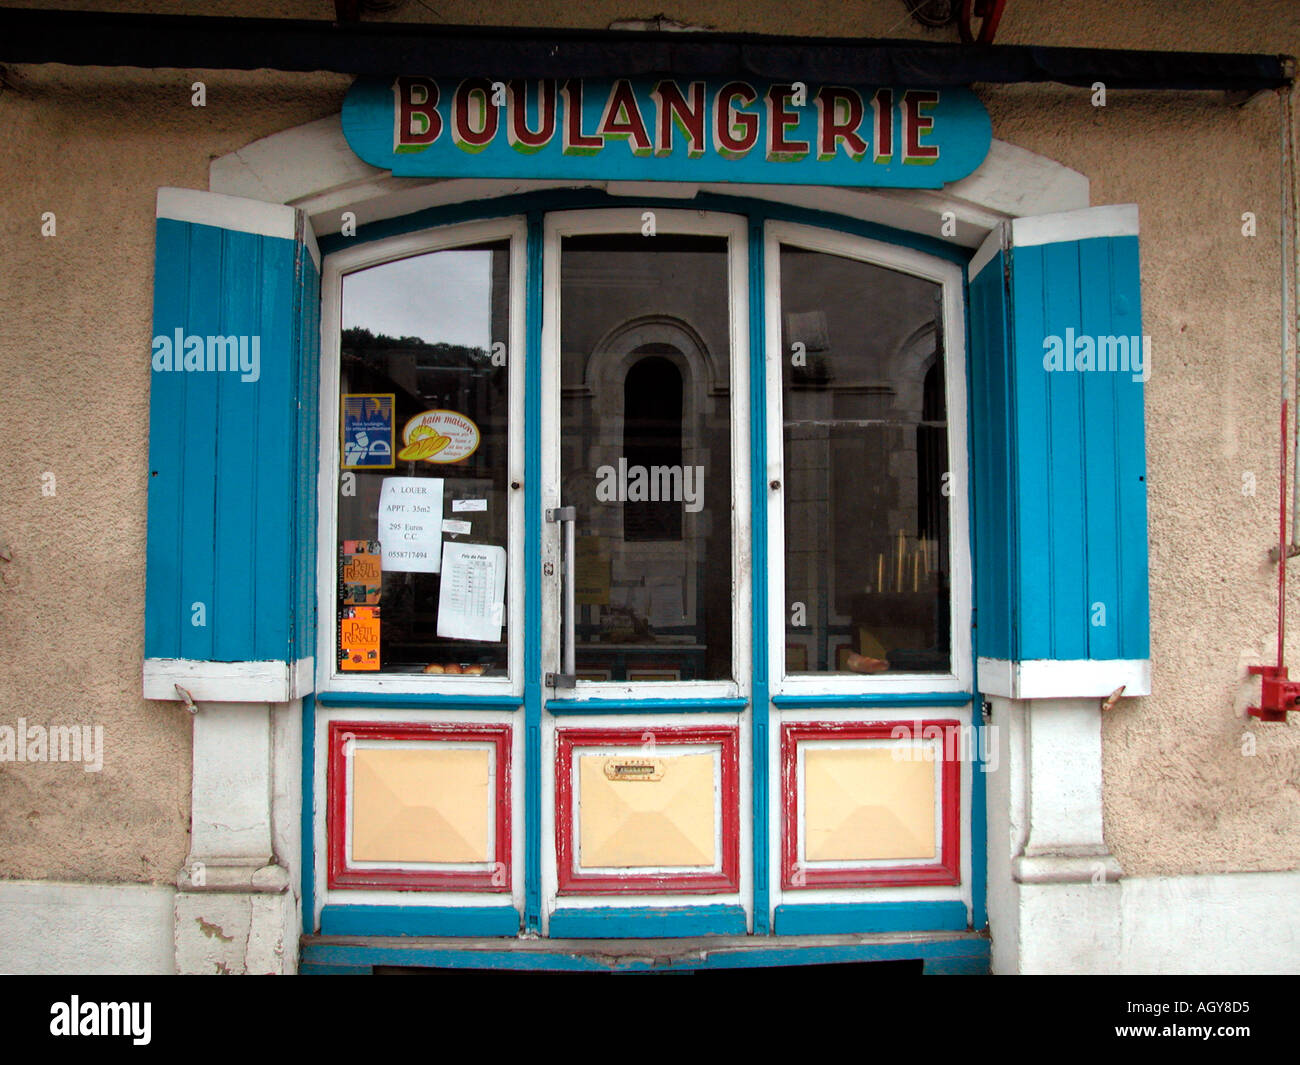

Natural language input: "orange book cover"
[340,539,382,605]
[339,606,381,671]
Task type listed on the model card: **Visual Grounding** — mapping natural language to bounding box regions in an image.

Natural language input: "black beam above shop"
[0,6,1290,91]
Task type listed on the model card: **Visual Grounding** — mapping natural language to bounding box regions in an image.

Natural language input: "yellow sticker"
[398,410,480,464]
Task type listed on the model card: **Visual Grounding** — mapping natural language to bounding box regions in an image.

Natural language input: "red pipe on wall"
[959,0,1006,45]
[1279,399,1288,670]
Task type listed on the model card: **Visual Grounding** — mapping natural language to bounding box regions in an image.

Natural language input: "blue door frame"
[302,187,989,968]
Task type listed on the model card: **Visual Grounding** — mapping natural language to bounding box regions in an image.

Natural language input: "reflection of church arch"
[623,354,683,541]
[564,313,720,646]
[576,314,721,537]
[885,317,943,542]
[889,318,941,419]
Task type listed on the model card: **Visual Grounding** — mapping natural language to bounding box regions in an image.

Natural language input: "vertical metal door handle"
[545,506,577,689]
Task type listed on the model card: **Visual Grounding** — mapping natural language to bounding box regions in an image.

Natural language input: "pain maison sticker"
[342,77,991,188]
[396,409,481,463]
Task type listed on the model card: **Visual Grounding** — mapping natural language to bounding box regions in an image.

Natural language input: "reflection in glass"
[560,235,733,682]
[780,244,951,676]
[335,242,511,676]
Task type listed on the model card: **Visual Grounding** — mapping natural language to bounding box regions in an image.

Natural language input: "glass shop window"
[560,233,734,682]
[335,241,512,677]
[780,244,951,676]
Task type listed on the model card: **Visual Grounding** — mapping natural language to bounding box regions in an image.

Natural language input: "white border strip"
[1010,204,1139,248]
[143,657,313,703]
[977,657,1151,699]
[156,187,298,242]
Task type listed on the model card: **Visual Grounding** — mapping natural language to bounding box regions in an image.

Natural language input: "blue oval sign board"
[342,77,991,189]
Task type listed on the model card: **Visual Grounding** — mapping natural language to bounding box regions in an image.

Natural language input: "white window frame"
[764,220,973,696]
[316,216,529,697]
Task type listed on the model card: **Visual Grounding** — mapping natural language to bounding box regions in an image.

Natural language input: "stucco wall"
[0,0,1298,887]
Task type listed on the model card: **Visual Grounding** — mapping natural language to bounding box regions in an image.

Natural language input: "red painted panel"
[327,720,512,892]
[781,720,962,889]
[555,726,740,895]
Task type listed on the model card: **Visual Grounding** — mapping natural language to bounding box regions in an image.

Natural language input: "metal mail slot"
[603,758,665,782]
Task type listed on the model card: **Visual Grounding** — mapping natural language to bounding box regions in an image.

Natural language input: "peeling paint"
[196,916,233,942]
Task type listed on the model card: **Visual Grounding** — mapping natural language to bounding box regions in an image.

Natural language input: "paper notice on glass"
[648,580,685,628]
[378,477,444,572]
[436,542,507,642]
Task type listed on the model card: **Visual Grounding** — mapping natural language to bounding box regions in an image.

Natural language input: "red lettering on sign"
[394,77,440,148]
[714,82,759,157]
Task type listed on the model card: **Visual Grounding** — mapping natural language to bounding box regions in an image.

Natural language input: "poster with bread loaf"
[396,409,480,464]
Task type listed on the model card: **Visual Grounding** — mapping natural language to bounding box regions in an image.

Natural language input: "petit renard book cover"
[339,605,380,671]
[339,538,382,605]
[339,539,382,671]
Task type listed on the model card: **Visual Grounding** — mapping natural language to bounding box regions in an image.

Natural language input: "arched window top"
[624,353,685,542]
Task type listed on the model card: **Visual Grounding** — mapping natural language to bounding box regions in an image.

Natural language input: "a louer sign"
[341,77,991,188]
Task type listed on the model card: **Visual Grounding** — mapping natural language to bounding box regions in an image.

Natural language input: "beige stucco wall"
[0,0,1298,886]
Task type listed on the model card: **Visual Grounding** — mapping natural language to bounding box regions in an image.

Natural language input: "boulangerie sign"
[342,76,991,188]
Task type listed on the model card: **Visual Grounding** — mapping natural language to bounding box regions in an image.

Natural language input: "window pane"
[336,241,511,676]
[780,244,951,676]
[560,234,733,682]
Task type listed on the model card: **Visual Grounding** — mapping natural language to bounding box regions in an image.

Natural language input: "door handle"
[545,505,577,689]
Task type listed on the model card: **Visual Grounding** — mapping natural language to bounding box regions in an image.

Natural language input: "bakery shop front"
[146,63,1141,973]
[130,18,1279,973]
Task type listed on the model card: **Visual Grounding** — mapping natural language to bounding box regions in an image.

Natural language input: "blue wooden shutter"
[968,206,1149,683]
[143,189,319,701]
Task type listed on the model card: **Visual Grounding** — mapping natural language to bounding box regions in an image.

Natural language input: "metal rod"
[1285,81,1300,550]
[1280,401,1289,669]
[1281,85,1295,668]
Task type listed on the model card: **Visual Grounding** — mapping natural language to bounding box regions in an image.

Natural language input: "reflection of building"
[338,248,513,673]
[782,251,949,672]
[562,238,733,679]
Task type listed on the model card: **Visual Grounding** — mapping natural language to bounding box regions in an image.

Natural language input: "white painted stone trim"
[1011,203,1139,247]
[1120,870,1300,975]
[143,658,314,702]
[207,114,386,206]
[985,695,1126,973]
[978,657,1151,699]
[0,881,175,974]
[947,138,1089,219]
[156,186,298,241]
[205,114,1091,250]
